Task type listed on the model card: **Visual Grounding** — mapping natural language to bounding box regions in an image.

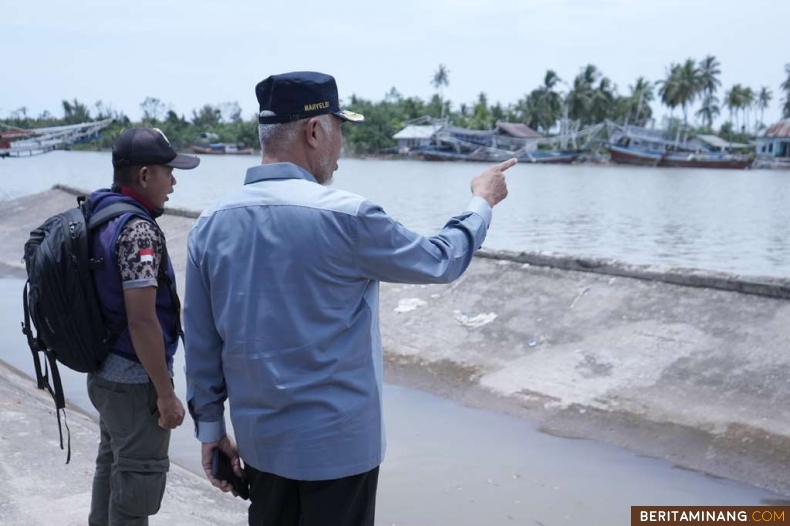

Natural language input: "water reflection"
[2,152,790,277]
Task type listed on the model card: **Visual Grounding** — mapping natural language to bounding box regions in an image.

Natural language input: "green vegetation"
[3,59,789,156]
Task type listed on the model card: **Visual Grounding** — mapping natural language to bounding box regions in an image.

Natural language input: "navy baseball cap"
[112,127,200,169]
[256,71,365,124]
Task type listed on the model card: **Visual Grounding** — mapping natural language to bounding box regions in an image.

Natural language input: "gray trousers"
[87,374,171,526]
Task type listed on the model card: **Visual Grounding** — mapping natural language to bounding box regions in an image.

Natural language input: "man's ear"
[305,118,321,149]
[138,166,150,187]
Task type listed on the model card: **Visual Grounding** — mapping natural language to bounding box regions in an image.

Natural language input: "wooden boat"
[412,147,580,164]
[191,143,255,155]
[658,152,753,169]
[608,144,752,169]
[518,150,581,164]
[607,144,663,166]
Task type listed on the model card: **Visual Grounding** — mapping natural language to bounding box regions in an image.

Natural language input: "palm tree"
[758,86,773,128]
[591,76,616,124]
[782,63,790,118]
[628,76,654,124]
[696,94,720,129]
[724,86,743,131]
[741,86,755,133]
[698,55,722,97]
[566,64,616,126]
[529,70,564,132]
[431,64,450,119]
[658,63,682,120]
[676,58,702,126]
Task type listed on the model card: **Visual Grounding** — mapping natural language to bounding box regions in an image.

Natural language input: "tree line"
[3,59,789,155]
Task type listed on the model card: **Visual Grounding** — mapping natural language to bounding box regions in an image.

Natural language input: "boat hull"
[658,154,752,169]
[607,144,663,166]
[190,146,255,155]
[518,151,581,164]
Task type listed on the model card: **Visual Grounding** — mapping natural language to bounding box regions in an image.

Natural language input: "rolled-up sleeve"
[183,234,227,443]
[353,196,491,284]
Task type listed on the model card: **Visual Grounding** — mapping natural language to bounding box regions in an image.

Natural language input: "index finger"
[495,158,518,171]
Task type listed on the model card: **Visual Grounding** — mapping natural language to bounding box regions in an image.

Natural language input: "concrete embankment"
[0,362,247,525]
[2,186,789,497]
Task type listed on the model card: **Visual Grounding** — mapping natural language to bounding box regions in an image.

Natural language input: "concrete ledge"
[476,250,790,300]
[0,361,247,526]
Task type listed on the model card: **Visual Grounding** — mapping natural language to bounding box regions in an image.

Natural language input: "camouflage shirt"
[97,218,168,384]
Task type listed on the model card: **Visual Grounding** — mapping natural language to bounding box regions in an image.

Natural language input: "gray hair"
[258,113,333,155]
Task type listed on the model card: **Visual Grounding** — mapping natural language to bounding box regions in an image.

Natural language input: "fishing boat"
[606,143,664,166]
[0,119,113,157]
[659,151,753,169]
[518,150,582,164]
[395,116,605,164]
[190,143,255,155]
[606,125,752,169]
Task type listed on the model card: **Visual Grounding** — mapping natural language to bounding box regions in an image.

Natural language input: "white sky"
[3,0,788,126]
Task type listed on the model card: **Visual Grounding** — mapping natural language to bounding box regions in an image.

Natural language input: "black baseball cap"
[112,127,200,169]
[256,71,365,124]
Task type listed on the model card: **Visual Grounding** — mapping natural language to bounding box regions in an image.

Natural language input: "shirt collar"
[244,162,317,185]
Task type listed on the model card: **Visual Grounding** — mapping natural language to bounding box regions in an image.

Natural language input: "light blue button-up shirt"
[184,162,491,481]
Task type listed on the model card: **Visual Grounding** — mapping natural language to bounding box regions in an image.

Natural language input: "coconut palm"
[658,63,682,120]
[741,86,755,133]
[724,86,743,130]
[676,58,703,126]
[782,63,790,118]
[431,64,450,119]
[628,76,654,124]
[590,77,616,124]
[698,55,722,97]
[696,94,720,129]
[757,86,772,128]
[565,64,617,125]
[566,65,599,124]
[539,70,563,127]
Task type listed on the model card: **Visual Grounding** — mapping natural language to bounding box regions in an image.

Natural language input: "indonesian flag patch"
[139,248,154,264]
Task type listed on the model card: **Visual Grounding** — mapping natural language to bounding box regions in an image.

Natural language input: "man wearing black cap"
[86,128,199,526]
[184,72,512,526]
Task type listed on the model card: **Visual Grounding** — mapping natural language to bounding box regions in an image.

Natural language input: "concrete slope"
[0,363,247,525]
[3,187,789,496]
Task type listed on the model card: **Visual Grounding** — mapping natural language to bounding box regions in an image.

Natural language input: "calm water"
[2,151,789,277]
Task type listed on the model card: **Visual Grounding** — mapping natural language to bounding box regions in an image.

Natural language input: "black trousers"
[245,465,379,526]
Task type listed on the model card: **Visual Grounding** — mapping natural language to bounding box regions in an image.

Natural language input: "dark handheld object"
[212,448,249,500]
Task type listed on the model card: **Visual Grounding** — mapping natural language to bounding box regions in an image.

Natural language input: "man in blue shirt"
[183,71,513,526]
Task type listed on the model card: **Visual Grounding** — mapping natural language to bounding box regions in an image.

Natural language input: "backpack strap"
[87,202,147,231]
[86,200,151,345]
[22,280,71,463]
[21,281,46,390]
[159,240,185,344]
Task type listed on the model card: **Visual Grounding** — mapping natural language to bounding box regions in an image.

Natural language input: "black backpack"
[21,195,181,462]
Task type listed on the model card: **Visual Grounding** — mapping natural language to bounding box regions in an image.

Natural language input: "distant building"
[392,125,440,152]
[756,119,790,159]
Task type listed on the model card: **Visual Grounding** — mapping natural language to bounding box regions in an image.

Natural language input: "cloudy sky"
[3,0,788,125]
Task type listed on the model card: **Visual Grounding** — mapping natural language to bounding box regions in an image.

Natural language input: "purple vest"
[89,189,179,369]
